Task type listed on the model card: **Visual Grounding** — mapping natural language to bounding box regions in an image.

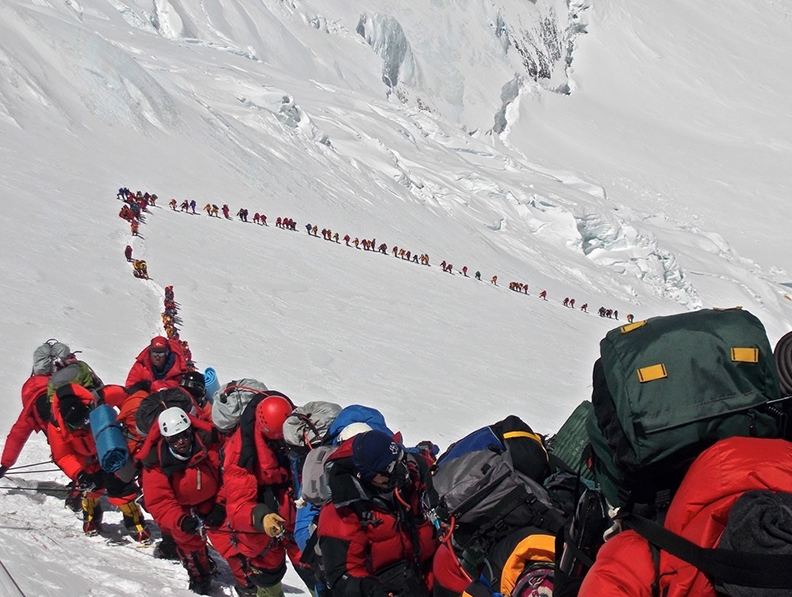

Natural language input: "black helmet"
[180,371,207,405]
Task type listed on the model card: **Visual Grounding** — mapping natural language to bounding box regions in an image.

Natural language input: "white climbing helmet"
[158,407,191,437]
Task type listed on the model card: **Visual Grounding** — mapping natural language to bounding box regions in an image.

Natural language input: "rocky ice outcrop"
[356,13,417,90]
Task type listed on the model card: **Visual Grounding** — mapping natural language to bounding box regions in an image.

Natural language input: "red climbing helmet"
[255,394,294,440]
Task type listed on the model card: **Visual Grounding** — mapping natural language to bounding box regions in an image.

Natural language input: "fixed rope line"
[0,556,26,597]
[7,461,52,471]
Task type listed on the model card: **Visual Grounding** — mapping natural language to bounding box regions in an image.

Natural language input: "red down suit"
[317,440,438,596]
[125,338,189,390]
[1,375,51,468]
[223,406,306,583]
[580,437,792,597]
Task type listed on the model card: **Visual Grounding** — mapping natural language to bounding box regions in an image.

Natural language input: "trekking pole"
[3,469,62,475]
[7,461,53,471]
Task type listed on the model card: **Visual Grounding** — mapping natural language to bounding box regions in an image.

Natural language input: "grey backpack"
[211,378,269,432]
[283,401,343,449]
[299,445,336,505]
[32,339,72,376]
[426,420,565,551]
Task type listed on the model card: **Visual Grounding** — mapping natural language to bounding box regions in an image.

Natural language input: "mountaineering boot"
[81,497,103,536]
[153,532,180,560]
[177,546,213,595]
[118,501,152,543]
[233,582,258,597]
[64,482,82,513]
[255,582,285,597]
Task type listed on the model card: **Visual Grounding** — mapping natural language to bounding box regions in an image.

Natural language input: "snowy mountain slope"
[510,0,792,276]
[2,0,789,330]
[1,0,792,594]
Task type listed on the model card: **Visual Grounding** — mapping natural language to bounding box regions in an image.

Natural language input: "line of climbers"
[4,310,792,597]
[118,189,153,279]
[134,187,640,322]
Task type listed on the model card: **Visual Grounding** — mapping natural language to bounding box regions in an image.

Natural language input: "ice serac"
[492,75,522,135]
[356,13,417,90]
[575,212,702,309]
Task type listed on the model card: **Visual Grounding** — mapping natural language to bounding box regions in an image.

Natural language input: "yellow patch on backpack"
[637,363,667,383]
[620,320,647,334]
[731,347,759,363]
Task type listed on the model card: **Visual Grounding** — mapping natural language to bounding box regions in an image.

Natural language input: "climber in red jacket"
[580,436,792,597]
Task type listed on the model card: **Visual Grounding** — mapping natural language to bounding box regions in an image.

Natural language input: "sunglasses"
[150,350,168,357]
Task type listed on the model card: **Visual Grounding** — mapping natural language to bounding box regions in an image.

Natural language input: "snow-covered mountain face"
[1,1,791,594]
[2,0,789,337]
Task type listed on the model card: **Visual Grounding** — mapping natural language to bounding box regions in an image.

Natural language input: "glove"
[202,503,226,528]
[0,465,8,479]
[251,503,285,536]
[263,513,286,538]
[180,515,201,535]
[76,471,98,492]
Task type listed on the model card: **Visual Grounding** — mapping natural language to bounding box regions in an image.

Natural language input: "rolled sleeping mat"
[90,403,130,473]
[204,367,221,403]
[775,331,792,396]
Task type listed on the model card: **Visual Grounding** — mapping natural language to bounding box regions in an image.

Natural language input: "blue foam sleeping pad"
[204,367,220,404]
[90,404,130,473]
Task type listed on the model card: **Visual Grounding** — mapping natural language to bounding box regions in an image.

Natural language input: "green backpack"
[547,400,594,480]
[587,307,784,507]
[47,361,102,398]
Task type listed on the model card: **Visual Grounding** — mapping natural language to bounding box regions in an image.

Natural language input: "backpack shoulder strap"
[622,513,792,589]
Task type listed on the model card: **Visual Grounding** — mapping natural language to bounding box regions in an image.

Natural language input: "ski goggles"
[381,450,405,477]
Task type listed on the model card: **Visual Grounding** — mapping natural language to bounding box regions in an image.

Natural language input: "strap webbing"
[623,514,792,588]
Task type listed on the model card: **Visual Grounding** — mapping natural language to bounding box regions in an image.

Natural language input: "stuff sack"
[135,387,196,436]
[325,404,393,444]
[427,415,564,551]
[588,307,784,507]
[32,339,72,376]
[211,378,269,432]
[283,401,343,450]
[47,361,102,397]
